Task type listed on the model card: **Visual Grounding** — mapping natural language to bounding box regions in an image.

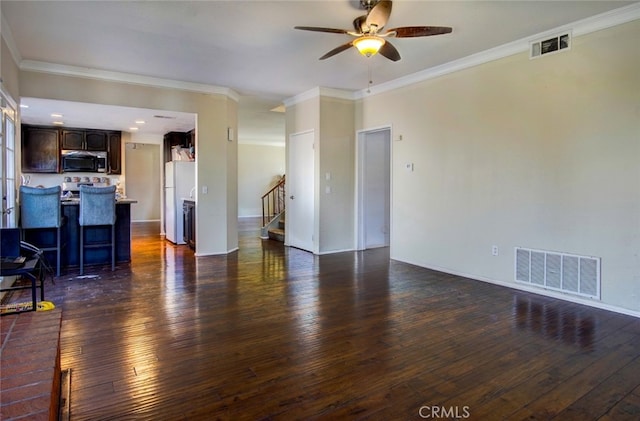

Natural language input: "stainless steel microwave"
[61,150,108,173]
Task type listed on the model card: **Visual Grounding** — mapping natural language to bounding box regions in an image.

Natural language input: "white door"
[357,128,391,249]
[287,130,315,252]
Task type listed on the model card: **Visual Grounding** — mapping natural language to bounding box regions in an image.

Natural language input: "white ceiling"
[1,1,635,144]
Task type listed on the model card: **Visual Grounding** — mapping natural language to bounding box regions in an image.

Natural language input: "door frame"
[355,125,392,251]
[0,85,18,228]
[286,129,316,253]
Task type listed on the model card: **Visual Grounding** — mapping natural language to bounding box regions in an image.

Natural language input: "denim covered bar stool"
[79,185,117,275]
[19,185,64,277]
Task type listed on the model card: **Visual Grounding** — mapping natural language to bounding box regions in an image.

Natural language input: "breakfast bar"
[22,199,137,271]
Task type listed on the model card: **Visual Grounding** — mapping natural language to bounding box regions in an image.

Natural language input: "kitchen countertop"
[61,198,138,205]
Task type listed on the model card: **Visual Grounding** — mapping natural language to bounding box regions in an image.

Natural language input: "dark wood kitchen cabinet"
[22,124,122,174]
[108,131,122,174]
[60,129,84,150]
[85,130,108,151]
[21,126,60,173]
[61,129,107,151]
[163,131,191,163]
[183,200,195,250]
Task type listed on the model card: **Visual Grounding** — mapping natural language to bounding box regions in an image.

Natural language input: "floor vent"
[515,247,600,299]
[530,32,571,59]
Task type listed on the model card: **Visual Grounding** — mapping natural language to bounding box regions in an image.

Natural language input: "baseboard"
[390,256,640,319]
[195,246,239,257]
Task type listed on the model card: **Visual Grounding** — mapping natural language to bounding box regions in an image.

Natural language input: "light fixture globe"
[353,36,385,57]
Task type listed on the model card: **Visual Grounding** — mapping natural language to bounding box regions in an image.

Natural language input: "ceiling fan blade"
[387,26,453,38]
[378,41,401,61]
[365,0,392,31]
[353,15,367,33]
[319,42,354,60]
[294,26,349,35]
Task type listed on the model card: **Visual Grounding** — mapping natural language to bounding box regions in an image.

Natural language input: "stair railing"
[261,175,285,227]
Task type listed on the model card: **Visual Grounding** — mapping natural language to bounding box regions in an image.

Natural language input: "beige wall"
[238,144,285,217]
[125,143,161,222]
[357,20,640,312]
[18,70,238,255]
[1,36,19,100]
[318,96,355,253]
[285,93,355,254]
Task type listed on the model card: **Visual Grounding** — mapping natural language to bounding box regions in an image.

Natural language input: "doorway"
[287,130,315,253]
[356,127,391,250]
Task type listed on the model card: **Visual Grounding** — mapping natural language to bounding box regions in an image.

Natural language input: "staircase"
[267,215,285,242]
[261,175,286,242]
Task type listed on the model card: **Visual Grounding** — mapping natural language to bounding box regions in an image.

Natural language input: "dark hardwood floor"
[40,218,640,420]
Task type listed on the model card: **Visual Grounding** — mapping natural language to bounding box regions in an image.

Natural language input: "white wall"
[238,144,285,217]
[357,20,640,312]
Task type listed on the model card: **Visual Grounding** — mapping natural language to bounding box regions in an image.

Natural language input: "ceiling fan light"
[354,36,385,57]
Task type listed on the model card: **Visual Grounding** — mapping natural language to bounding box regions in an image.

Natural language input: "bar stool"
[19,185,64,277]
[79,185,117,275]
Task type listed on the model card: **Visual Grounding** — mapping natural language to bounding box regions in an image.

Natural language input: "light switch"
[325,172,331,181]
[202,185,208,194]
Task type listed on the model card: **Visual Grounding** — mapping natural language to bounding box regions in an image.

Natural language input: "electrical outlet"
[492,245,499,256]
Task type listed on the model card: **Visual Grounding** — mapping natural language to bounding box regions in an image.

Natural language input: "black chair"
[79,185,117,275]
[0,228,45,314]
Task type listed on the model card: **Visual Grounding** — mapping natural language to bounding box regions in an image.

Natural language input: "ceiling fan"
[294,0,452,61]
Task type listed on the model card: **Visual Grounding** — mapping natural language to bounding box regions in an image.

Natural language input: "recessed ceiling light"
[135,120,145,124]
[52,121,64,125]
[129,127,139,131]
[51,113,63,118]
[19,104,29,109]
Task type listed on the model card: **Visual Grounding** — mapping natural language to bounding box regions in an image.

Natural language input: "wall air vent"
[515,247,600,299]
[530,32,571,59]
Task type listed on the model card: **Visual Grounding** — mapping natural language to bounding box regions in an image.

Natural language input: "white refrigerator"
[165,161,195,244]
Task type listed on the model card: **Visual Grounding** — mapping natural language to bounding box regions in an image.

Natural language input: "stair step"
[268,227,285,242]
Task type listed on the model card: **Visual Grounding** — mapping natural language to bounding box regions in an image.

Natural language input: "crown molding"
[355,2,640,99]
[19,60,240,102]
[283,86,355,108]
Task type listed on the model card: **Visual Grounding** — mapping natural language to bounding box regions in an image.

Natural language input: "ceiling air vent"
[530,32,571,59]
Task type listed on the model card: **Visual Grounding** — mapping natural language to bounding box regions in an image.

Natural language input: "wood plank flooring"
[41,218,640,420]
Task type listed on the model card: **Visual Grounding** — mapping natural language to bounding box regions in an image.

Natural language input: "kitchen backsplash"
[22,173,123,190]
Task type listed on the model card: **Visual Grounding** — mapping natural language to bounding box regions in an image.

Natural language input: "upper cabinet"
[163,131,191,163]
[61,129,108,151]
[107,132,122,174]
[21,126,60,173]
[22,124,122,174]
[86,130,109,151]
